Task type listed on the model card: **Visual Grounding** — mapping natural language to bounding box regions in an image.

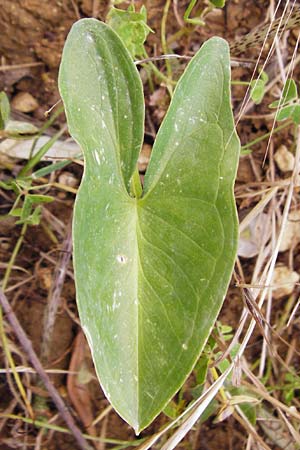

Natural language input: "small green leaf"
[163,400,180,419]
[239,402,257,425]
[282,78,297,102]
[9,207,23,217]
[0,180,14,191]
[250,73,268,104]
[18,128,65,177]
[31,159,73,179]
[229,388,258,425]
[20,196,34,222]
[261,71,268,83]
[59,19,239,433]
[209,0,226,7]
[291,104,300,123]
[276,104,300,123]
[16,205,42,225]
[26,194,54,204]
[250,81,263,104]
[10,194,52,225]
[194,354,209,385]
[269,78,298,109]
[276,105,295,122]
[0,91,10,130]
[107,5,152,58]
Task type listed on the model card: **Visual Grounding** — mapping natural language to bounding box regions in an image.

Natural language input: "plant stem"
[0,413,145,446]
[161,0,173,94]
[130,166,143,199]
[241,120,292,150]
[2,222,27,291]
[231,80,250,86]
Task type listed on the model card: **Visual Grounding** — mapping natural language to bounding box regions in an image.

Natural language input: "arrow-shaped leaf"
[59,19,240,433]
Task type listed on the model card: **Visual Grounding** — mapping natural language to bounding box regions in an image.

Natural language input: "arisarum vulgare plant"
[58,18,240,433]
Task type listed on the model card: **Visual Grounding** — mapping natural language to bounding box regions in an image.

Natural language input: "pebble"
[272,266,299,300]
[11,92,39,113]
[274,145,295,172]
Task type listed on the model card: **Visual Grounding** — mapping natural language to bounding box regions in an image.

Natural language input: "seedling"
[0,178,54,226]
[0,91,38,138]
[106,4,152,58]
[59,19,240,433]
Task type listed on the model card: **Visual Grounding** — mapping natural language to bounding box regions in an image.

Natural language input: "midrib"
[133,198,141,432]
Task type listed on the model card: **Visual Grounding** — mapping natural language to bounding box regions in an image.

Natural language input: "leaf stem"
[130,166,143,198]
[0,413,145,446]
[241,120,292,150]
[161,0,173,94]
[231,80,250,86]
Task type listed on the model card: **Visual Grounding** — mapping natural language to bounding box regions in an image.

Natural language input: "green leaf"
[250,72,268,104]
[26,194,54,204]
[16,205,42,225]
[31,159,73,179]
[59,19,240,433]
[269,78,298,109]
[0,91,10,130]
[250,79,265,104]
[276,104,300,123]
[106,5,152,58]
[291,104,300,123]
[163,399,181,419]
[209,0,226,7]
[229,388,258,425]
[9,207,23,217]
[194,354,209,385]
[282,78,298,102]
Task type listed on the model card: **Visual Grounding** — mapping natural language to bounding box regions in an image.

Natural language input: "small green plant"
[106,4,152,59]
[0,91,38,138]
[2,179,54,226]
[0,92,58,226]
[59,19,240,433]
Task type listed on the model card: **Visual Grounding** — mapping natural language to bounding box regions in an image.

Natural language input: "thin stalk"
[0,413,145,446]
[161,0,173,94]
[18,125,67,177]
[241,120,292,150]
[2,223,27,291]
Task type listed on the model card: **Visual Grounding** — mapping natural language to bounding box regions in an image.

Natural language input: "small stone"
[272,266,299,300]
[274,145,295,172]
[236,155,255,183]
[58,171,78,188]
[11,92,39,113]
[38,267,52,290]
[279,209,300,252]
